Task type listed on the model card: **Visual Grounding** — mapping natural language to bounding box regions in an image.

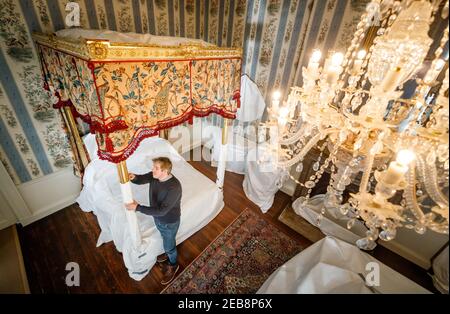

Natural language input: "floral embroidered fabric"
[37,43,241,162]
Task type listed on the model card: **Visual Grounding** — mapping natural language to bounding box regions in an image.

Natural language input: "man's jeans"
[155,220,180,265]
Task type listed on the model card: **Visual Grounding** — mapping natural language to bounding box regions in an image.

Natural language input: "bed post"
[117,161,142,249]
[159,129,169,140]
[216,118,229,189]
[63,106,90,169]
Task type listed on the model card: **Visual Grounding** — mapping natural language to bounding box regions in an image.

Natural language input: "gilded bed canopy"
[33,31,242,163]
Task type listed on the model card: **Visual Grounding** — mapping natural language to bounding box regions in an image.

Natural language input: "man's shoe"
[157,253,168,263]
[160,259,170,272]
[161,263,179,285]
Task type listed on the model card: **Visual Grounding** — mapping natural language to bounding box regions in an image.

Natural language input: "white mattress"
[77,134,224,280]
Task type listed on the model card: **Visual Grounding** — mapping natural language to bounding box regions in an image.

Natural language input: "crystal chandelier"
[261,0,449,248]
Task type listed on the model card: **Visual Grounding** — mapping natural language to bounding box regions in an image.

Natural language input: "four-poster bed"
[33,29,242,280]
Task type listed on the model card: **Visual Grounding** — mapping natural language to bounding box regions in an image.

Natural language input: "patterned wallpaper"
[0,0,367,184]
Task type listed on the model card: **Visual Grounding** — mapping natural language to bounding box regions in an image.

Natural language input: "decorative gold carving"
[87,41,108,60]
[32,32,242,61]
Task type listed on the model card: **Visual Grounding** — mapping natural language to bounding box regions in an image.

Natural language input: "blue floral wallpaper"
[0,0,367,184]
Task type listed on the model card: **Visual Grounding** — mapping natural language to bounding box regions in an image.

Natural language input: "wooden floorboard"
[17,159,437,293]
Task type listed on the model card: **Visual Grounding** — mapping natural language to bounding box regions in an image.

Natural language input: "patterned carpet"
[161,209,304,294]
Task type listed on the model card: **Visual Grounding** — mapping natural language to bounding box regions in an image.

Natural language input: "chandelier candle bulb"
[279,106,290,119]
[380,66,404,93]
[383,160,409,185]
[435,59,446,71]
[308,49,322,72]
[331,52,344,66]
[325,52,344,85]
[424,59,446,84]
[326,66,343,85]
[352,50,367,73]
[278,106,290,131]
[272,100,280,115]
[273,90,281,100]
[357,49,367,60]
[382,150,415,186]
[287,95,296,118]
[310,49,322,63]
[278,117,288,131]
[397,149,415,166]
[272,90,281,114]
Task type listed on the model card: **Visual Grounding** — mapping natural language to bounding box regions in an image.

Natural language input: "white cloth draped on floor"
[257,236,431,294]
[292,194,375,249]
[431,245,449,293]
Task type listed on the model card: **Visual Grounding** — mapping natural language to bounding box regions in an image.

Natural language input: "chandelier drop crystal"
[262,0,449,248]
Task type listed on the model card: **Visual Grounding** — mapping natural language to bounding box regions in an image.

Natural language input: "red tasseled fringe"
[98,128,159,163]
[76,113,128,133]
[52,98,128,134]
[105,136,114,153]
[233,90,241,108]
[96,108,236,163]
[52,92,72,110]
[50,90,237,163]
[90,120,128,133]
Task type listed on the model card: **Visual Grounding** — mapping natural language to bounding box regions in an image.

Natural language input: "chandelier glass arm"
[278,128,340,168]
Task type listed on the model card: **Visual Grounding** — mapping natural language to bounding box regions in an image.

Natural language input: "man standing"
[125,157,182,285]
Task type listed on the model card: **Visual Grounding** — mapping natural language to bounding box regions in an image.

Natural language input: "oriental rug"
[161,209,304,294]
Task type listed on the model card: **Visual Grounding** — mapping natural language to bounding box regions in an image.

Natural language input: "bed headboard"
[33,30,242,171]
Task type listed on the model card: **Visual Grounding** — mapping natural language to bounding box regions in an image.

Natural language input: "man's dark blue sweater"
[131,172,182,224]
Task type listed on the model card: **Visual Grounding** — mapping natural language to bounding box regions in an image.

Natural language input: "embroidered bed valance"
[33,31,242,163]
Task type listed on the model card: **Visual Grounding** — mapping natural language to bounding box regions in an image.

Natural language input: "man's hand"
[129,173,136,181]
[125,200,138,211]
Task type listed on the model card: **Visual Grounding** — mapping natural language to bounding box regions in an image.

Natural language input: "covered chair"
[242,142,285,213]
[205,74,266,174]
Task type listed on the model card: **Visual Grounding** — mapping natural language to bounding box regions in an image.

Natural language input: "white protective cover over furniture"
[243,144,284,213]
[235,74,265,123]
[205,126,257,175]
[77,134,224,280]
[257,237,431,294]
[205,75,266,174]
[56,28,214,47]
[431,245,449,293]
[292,194,373,248]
